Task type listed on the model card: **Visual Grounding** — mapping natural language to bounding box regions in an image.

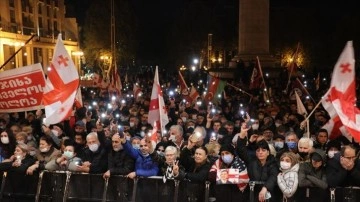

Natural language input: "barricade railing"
[0,171,210,202]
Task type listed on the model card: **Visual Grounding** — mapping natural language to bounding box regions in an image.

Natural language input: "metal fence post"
[205,181,210,202]
[102,177,109,202]
[131,177,138,202]
[35,171,44,202]
[63,171,72,202]
[173,180,180,202]
[0,172,7,200]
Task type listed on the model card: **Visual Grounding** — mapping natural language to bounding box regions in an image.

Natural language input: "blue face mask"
[286,142,297,149]
[221,154,234,164]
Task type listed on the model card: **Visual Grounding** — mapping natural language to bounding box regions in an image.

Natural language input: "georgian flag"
[42,35,79,125]
[148,66,169,134]
[325,41,360,141]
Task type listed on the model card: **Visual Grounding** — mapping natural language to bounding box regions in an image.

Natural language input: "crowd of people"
[0,71,360,202]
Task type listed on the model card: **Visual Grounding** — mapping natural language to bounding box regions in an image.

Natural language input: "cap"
[311,152,323,162]
[219,144,235,156]
[273,134,285,141]
[75,120,85,128]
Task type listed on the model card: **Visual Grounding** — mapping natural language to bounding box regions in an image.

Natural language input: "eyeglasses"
[139,145,146,148]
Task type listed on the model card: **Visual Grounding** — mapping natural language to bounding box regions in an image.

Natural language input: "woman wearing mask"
[0,143,36,174]
[0,129,17,162]
[45,142,82,171]
[208,144,250,202]
[277,152,299,202]
[26,136,61,175]
[326,140,341,159]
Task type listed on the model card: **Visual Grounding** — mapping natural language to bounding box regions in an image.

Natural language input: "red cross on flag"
[42,35,79,125]
[148,66,169,134]
[325,41,360,141]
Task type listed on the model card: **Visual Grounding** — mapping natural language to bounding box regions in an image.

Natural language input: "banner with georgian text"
[0,63,45,113]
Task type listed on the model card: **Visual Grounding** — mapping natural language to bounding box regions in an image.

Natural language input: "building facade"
[0,0,81,73]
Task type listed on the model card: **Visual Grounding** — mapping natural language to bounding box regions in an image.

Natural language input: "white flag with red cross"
[325,41,360,141]
[148,66,169,134]
[42,35,79,125]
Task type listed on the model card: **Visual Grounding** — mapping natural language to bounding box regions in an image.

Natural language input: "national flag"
[74,87,83,109]
[322,115,352,141]
[42,34,79,125]
[184,85,200,103]
[108,61,122,95]
[133,83,142,99]
[326,41,360,141]
[204,75,226,103]
[249,58,264,89]
[178,71,189,95]
[295,91,307,116]
[148,66,169,134]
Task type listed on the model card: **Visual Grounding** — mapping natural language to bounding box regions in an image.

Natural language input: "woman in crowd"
[208,144,250,202]
[247,139,279,202]
[0,129,17,162]
[45,141,82,172]
[277,152,299,202]
[26,135,61,175]
[0,143,36,174]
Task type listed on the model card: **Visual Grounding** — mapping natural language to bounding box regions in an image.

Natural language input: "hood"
[310,149,327,163]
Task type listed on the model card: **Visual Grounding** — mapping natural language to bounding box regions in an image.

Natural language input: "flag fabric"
[74,87,83,109]
[178,71,189,95]
[148,66,169,134]
[204,75,226,103]
[133,83,142,99]
[295,91,307,116]
[289,78,308,100]
[42,35,79,125]
[323,41,360,141]
[184,85,200,103]
[249,59,264,89]
[108,61,122,95]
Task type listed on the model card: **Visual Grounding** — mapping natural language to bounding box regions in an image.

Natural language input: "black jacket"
[107,149,134,175]
[326,153,360,187]
[83,145,108,173]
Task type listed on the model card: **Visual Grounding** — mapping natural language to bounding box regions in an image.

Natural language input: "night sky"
[65,0,360,69]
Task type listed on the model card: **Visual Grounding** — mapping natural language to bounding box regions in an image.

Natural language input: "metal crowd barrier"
[0,171,210,202]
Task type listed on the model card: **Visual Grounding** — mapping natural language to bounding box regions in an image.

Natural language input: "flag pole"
[296,78,316,104]
[284,42,300,93]
[303,99,322,123]
[226,82,253,97]
[0,34,37,70]
[256,56,271,104]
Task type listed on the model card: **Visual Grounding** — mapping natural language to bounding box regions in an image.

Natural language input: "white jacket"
[277,163,299,198]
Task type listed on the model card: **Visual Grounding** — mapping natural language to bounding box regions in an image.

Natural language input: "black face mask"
[298,152,308,158]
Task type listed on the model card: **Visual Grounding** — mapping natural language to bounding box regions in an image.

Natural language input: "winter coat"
[277,163,299,198]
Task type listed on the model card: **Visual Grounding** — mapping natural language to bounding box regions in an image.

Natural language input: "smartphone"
[74,160,83,166]
[246,119,254,128]
[118,125,124,138]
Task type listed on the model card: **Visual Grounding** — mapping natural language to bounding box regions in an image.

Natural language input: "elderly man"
[77,132,108,173]
[103,134,134,178]
[168,125,186,150]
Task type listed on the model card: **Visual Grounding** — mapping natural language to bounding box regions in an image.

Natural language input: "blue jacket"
[123,141,159,177]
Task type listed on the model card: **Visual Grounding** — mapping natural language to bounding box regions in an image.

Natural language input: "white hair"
[298,137,313,148]
[86,132,98,141]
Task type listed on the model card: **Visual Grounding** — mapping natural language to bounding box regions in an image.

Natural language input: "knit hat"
[219,144,235,156]
[75,120,85,128]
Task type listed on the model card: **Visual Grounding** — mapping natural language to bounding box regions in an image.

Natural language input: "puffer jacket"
[277,163,299,198]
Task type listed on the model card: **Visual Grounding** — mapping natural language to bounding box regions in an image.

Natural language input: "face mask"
[27,135,33,141]
[286,142,297,149]
[252,124,259,130]
[221,154,234,164]
[169,135,176,142]
[280,161,291,170]
[40,147,50,153]
[140,131,145,137]
[130,122,135,127]
[274,142,284,149]
[187,126,194,130]
[328,150,338,158]
[63,151,74,159]
[1,137,9,144]
[298,151,308,158]
[29,150,36,156]
[17,140,25,144]
[0,125,5,129]
[132,144,140,149]
[125,136,131,141]
[192,115,197,120]
[89,144,99,152]
[181,117,187,123]
[157,150,164,157]
[275,123,282,127]
[51,129,59,136]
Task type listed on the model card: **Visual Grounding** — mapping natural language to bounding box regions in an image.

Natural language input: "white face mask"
[252,124,259,130]
[29,150,36,156]
[275,123,282,127]
[328,150,338,158]
[280,161,291,170]
[63,151,74,159]
[89,144,99,152]
[129,122,135,127]
[40,147,50,153]
[181,117,187,123]
[169,135,177,142]
[1,137,9,144]
[192,115,197,120]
